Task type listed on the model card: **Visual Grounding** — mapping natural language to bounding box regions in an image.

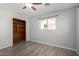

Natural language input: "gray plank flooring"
[0,41,78,56]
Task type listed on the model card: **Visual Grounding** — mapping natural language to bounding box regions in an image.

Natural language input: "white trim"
[30,40,76,51]
[0,44,13,49]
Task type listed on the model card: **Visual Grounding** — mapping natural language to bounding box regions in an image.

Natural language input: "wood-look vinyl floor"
[0,41,78,56]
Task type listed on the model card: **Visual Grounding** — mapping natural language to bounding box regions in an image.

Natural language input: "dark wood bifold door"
[13,18,26,44]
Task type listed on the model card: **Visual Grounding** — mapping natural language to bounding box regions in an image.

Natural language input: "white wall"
[29,7,77,50]
[0,6,77,51]
[76,8,79,54]
[0,8,28,49]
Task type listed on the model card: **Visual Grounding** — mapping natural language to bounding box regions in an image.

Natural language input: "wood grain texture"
[0,41,78,56]
[13,18,26,44]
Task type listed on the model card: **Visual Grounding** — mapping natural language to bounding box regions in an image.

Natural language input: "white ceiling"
[0,3,78,18]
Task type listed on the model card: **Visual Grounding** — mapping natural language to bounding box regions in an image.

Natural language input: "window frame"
[39,17,56,30]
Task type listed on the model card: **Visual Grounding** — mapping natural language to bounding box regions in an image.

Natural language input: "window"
[40,17,56,30]
[40,20,47,29]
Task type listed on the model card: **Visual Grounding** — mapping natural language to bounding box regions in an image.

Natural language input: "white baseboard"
[0,44,13,49]
[30,40,76,51]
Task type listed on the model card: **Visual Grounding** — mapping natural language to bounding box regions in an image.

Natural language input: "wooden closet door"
[13,23,17,42]
[13,18,26,44]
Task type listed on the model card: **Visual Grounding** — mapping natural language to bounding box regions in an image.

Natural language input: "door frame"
[13,18,26,44]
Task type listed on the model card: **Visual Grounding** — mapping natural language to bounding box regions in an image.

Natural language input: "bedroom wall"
[29,7,77,50]
[76,7,79,54]
[0,8,28,49]
[0,6,77,51]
